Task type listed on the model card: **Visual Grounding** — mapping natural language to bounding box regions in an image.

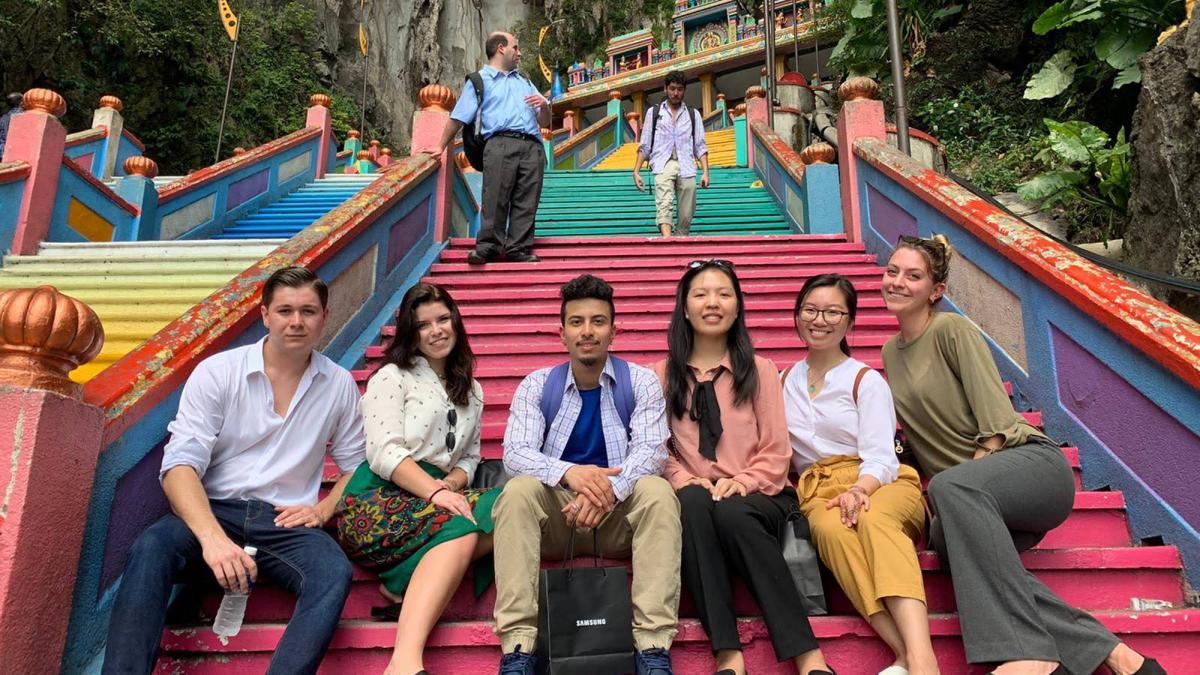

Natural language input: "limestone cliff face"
[303,0,532,150]
[1125,13,1200,320]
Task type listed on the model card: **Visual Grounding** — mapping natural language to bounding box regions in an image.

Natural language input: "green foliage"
[908,79,1046,195]
[513,0,677,89]
[0,0,358,173]
[1017,119,1131,240]
[1023,0,1184,100]
[825,0,962,78]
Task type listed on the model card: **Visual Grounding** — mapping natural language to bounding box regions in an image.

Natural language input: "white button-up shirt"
[360,359,484,482]
[783,357,899,484]
[160,338,367,506]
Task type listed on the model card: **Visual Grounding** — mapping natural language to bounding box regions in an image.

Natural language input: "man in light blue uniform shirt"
[430,31,550,265]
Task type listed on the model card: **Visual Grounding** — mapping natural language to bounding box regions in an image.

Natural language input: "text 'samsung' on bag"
[535,529,635,674]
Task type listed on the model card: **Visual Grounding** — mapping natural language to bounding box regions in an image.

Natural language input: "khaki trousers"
[492,475,682,654]
[653,159,696,234]
[798,456,927,618]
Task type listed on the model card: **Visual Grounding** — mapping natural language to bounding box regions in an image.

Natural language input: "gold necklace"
[807,356,847,394]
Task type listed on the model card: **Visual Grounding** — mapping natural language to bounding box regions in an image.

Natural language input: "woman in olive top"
[880,236,1163,675]
[653,259,835,675]
[336,283,497,675]
[784,274,937,675]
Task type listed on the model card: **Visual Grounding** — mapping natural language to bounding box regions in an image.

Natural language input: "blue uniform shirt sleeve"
[450,80,479,126]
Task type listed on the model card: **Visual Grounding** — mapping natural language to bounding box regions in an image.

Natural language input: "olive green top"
[881,312,1045,476]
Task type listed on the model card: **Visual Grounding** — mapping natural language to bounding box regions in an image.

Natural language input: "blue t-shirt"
[560,387,608,467]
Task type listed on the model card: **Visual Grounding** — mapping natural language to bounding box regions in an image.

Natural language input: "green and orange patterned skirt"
[335,461,498,597]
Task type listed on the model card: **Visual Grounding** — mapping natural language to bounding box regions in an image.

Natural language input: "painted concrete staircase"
[537,167,792,237]
[0,240,281,382]
[213,174,377,240]
[156,235,1200,673]
[594,127,738,171]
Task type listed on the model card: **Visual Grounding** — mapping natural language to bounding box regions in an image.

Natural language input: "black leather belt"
[492,130,540,143]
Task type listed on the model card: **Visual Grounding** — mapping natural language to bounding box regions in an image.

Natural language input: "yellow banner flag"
[218,0,239,41]
[359,24,368,56]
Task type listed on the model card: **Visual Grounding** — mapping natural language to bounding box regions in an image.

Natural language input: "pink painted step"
[430,253,880,275]
[221,546,1182,625]
[424,265,887,290]
[451,295,892,318]
[156,610,1200,674]
[446,233,850,248]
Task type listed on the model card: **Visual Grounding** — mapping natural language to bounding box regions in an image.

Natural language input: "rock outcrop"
[303,0,531,151]
[1125,8,1200,320]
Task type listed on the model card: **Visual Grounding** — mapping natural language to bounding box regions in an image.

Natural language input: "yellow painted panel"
[67,198,115,242]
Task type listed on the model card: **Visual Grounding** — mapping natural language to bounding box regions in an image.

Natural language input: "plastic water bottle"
[213,545,257,643]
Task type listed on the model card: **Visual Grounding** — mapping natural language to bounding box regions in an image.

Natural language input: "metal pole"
[791,0,799,69]
[360,53,369,139]
[763,0,776,129]
[810,0,820,81]
[884,0,910,155]
[215,31,239,164]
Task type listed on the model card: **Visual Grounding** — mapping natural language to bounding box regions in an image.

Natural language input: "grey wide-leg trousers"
[927,437,1120,673]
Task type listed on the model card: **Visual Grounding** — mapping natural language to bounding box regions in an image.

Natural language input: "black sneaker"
[466,250,493,265]
[636,648,674,675]
[497,646,537,675]
[507,251,540,263]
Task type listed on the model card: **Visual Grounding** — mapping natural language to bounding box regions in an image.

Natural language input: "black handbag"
[535,529,635,675]
[471,459,510,490]
[780,509,828,615]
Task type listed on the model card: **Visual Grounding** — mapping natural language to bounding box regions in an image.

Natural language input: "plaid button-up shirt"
[502,357,669,502]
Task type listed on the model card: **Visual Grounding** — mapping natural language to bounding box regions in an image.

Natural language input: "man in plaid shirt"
[491,274,681,675]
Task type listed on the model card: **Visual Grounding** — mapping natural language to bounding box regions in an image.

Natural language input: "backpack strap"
[539,362,571,441]
[609,356,635,437]
[779,364,794,384]
[646,105,658,158]
[691,105,700,158]
[851,366,872,405]
[466,72,485,133]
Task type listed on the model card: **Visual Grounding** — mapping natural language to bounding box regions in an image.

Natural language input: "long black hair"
[379,283,475,406]
[665,261,758,419]
[793,273,858,356]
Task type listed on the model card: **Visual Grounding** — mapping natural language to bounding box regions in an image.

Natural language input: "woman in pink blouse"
[653,260,834,675]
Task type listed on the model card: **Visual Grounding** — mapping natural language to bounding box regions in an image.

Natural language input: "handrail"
[0,161,30,184]
[85,155,438,443]
[64,128,107,149]
[854,136,1200,389]
[553,114,618,159]
[157,126,321,204]
[60,156,139,216]
[750,121,806,182]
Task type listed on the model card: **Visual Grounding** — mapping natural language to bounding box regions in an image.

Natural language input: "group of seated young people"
[102,239,1166,675]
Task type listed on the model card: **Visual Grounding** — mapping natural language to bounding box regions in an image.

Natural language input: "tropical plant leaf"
[932,5,963,20]
[1032,1,1072,35]
[1017,172,1074,201]
[850,0,874,19]
[1045,119,1110,164]
[1095,28,1154,70]
[1025,51,1077,100]
[1112,63,1142,88]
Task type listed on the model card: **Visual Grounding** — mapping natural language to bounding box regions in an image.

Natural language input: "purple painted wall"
[867,185,917,244]
[387,198,430,271]
[98,443,169,593]
[1052,326,1200,528]
[226,168,270,211]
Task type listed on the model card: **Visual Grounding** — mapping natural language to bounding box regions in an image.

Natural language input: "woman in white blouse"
[336,283,494,675]
[782,274,938,675]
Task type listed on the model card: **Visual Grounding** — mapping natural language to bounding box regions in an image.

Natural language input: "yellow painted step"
[593,128,738,170]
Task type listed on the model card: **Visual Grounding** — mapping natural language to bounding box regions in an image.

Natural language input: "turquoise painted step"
[536,167,791,238]
[214,175,376,240]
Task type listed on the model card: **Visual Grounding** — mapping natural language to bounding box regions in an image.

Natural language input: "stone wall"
[303,0,532,151]
[1125,10,1200,321]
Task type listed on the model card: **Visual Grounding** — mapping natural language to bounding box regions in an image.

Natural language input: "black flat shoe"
[370,602,401,621]
[714,670,736,675]
[1133,657,1167,675]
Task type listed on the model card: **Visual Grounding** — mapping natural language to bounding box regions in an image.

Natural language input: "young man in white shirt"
[102,266,367,675]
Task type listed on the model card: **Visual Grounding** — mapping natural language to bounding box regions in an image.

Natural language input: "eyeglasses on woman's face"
[797,306,848,325]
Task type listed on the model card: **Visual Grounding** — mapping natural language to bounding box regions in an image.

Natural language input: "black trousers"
[477,134,544,258]
[677,484,819,661]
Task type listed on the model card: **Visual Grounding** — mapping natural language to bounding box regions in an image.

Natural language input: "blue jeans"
[101,499,353,675]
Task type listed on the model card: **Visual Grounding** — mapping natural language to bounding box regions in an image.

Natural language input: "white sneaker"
[878,667,909,675]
